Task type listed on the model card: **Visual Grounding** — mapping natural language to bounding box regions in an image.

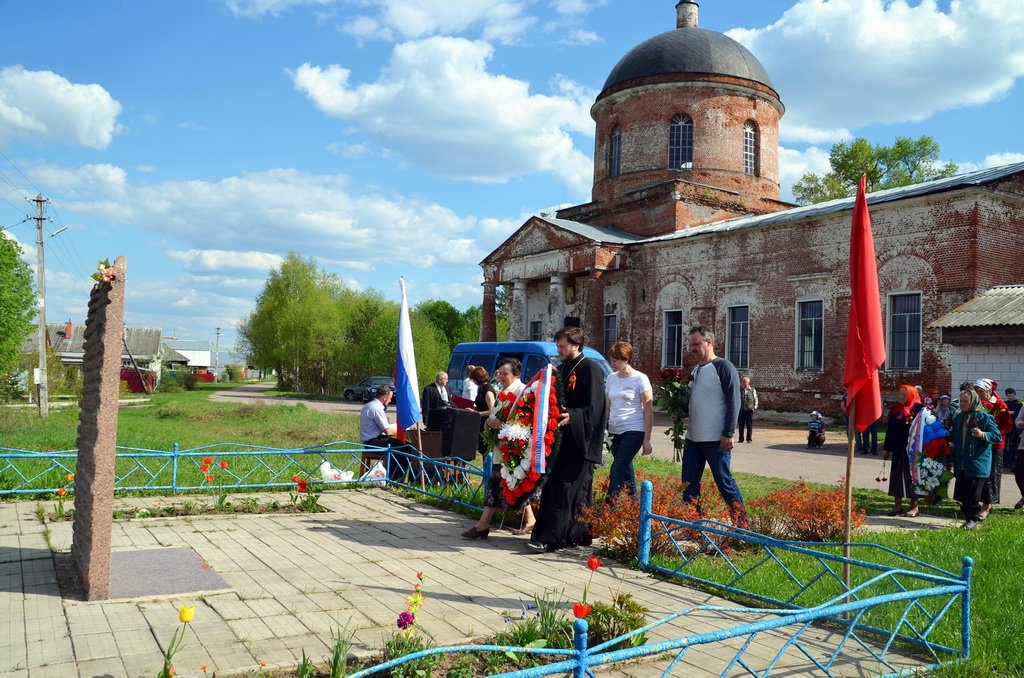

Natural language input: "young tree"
[792,136,959,205]
[0,233,36,379]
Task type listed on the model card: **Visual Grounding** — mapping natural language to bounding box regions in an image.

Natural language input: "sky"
[2,0,1024,350]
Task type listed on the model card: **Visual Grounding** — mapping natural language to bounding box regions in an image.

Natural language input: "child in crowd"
[807,411,826,448]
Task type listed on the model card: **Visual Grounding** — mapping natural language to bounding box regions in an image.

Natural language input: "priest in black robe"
[527,326,607,553]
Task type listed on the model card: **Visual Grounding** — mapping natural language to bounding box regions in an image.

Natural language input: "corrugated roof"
[38,324,163,358]
[929,286,1024,329]
[164,339,212,351]
[540,217,644,244]
[642,161,1024,245]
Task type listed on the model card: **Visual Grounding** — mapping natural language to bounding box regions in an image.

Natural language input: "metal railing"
[0,442,487,510]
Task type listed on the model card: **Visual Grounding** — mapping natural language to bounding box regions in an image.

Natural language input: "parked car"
[445,341,611,398]
[343,376,396,402]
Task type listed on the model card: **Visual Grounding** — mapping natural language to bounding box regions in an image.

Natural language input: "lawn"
[1,386,1020,675]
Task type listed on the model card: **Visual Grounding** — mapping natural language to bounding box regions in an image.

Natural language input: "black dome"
[601,27,773,93]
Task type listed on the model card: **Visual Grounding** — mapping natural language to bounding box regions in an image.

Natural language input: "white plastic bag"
[320,460,354,483]
[358,460,387,485]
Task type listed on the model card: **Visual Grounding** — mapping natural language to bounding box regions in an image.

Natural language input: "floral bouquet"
[497,365,561,509]
[655,368,691,460]
[480,388,521,453]
[91,258,116,286]
[909,408,953,502]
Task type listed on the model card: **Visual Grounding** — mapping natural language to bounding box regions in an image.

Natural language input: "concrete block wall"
[949,344,1024,395]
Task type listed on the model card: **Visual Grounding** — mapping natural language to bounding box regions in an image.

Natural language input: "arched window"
[743,120,758,175]
[608,124,622,178]
[668,114,694,169]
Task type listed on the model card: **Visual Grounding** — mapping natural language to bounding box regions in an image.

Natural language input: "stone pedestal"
[480,282,497,341]
[71,256,126,600]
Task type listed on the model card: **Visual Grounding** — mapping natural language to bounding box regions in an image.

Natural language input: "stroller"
[807,411,826,449]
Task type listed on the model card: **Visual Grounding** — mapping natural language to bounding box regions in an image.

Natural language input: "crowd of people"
[359,325,1024,553]
[876,379,1024,528]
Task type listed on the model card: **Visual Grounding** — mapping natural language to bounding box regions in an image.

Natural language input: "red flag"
[843,175,886,432]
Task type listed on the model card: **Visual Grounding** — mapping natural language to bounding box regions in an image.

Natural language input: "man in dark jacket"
[527,326,607,553]
[421,371,451,414]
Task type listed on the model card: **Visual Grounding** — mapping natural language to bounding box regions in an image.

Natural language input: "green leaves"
[0,233,36,380]
[792,135,959,205]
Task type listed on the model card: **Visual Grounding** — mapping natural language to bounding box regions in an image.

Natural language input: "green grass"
[2,389,1020,674]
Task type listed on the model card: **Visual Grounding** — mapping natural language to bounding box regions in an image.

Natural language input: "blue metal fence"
[0,442,487,509]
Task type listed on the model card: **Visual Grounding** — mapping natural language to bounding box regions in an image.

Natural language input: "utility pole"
[33,195,49,418]
[214,327,221,379]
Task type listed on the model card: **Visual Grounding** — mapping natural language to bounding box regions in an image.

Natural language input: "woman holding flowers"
[951,388,1002,529]
[461,358,532,539]
[470,365,498,456]
[603,341,653,502]
[882,384,921,517]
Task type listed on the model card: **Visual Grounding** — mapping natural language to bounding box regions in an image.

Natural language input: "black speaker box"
[426,407,447,431]
[441,408,480,461]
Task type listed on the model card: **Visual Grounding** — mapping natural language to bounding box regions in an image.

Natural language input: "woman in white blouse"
[604,341,654,501]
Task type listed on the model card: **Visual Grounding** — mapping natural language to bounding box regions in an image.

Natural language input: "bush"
[224,364,244,382]
[586,592,648,651]
[182,372,198,391]
[748,481,865,542]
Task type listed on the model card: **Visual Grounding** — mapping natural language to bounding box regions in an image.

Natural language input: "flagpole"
[844,399,856,592]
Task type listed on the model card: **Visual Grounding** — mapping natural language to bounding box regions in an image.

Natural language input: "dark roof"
[644,161,1024,245]
[602,28,773,93]
[929,286,1024,329]
[40,324,163,359]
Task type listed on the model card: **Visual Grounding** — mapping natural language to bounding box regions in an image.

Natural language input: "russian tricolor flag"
[394,277,421,442]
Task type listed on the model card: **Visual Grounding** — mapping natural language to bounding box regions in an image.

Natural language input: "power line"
[0,148,41,196]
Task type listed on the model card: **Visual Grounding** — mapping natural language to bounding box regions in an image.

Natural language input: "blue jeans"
[607,430,645,500]
[682,439,745,508]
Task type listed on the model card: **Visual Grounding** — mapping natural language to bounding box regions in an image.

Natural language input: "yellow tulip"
[178,605,195,623]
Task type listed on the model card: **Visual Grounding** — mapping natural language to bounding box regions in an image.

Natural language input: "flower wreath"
[496,365,561,509]
[908,408,953,503]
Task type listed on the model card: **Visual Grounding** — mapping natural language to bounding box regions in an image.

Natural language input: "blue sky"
[2,0,1023,350]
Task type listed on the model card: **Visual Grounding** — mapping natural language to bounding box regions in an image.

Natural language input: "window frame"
[886,291,922,372]
[668,114,694,170]
[662,309,685,368]
[726,305,750,369]
[743,120,758,176]
[795,298,825,371]
[608,124,622,178]
[528,320,543,342]
[603,314,618,356]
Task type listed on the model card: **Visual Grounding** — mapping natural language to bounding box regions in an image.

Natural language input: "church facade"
[478,1,1024,412]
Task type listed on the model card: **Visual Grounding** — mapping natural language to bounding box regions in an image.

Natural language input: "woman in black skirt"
[882,384,921,517]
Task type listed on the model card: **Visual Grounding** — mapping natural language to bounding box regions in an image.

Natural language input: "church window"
[727,306,749,369]
[603,314,618,355]
[796,299,824,370]
[743,121,758,175]
[663,310,685,367]
[887,292,921,371]
[608,125,622,178]
[529,321,543,342]
[668,114,694,169]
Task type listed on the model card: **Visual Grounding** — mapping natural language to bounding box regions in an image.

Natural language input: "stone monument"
[71,256,126,600]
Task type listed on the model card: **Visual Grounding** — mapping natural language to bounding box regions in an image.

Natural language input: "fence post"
[638,479,653,568]
[573,618,590,678]
[171,442,179,493]
[961,556,973,659]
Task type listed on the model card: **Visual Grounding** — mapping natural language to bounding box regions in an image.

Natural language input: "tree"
[0,233,36,379]
[792,136,959,205]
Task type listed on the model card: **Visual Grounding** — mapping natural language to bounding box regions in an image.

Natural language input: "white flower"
[925,413,937,425]
[499,422,530,442]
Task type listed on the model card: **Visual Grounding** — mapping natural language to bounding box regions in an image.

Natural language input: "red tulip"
[291,475,300,482]
[297,480,309,492]
[199,465,209,473]
[219,461,229,469]
[573,602,592,618]
[205,474,215,482]
[586,556,601,571]
[56,488,67,497]
[202,457,213,465]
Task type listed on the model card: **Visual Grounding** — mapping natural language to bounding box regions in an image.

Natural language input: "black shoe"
[461,526,489,540]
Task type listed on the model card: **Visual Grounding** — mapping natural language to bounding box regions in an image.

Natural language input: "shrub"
[182,372,198,391]
[748,481,865,542]
[586,592,648,651]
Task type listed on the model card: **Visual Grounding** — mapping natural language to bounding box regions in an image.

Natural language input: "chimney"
[676,0,698,29]
[65,319,73,342]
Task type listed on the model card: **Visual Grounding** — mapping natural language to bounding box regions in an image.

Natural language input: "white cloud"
[224,0,337,18]
[777,145,831,203]
[292,36,595,196]
[166,249,285,273]
[957,151,1024,174]
[0,66,121,149]
[560,28,603,46]
[338,0,534,44]
[729,0,1024,143]
[551,0,609,16]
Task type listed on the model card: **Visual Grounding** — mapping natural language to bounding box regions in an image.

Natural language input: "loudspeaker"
[426,407,447,431]
[441,408,481,461]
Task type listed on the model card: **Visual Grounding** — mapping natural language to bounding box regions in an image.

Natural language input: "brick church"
[477,1,1024,412]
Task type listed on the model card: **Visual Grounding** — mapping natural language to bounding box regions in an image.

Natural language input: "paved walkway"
[3,488,934,678]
